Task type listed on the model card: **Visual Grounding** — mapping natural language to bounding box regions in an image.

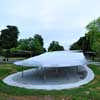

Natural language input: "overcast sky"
[0,0,100,49]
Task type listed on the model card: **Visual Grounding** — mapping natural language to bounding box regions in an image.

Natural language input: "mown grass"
[0,64,100,100]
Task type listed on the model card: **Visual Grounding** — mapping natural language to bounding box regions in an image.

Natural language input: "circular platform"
[3,66,94,90]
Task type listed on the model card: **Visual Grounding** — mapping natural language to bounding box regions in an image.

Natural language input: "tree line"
[1,17,99,59]
[70,17,100,56]
[0,26,64,58]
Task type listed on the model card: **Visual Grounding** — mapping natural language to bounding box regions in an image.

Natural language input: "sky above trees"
[0,0,100,49]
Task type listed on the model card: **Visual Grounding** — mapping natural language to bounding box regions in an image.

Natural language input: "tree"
[15,34,46,56]
[48,41,64,52]
[70,37,84,50]
[34,34,43,46]
[0,39,2,53]
[17,38,33,51]
[70,35,91,52]
[70,17,100,54]
[32,34,46,55]
[0,25,19,49]
[86,19,100,52]
[0,25,19,60]
[32,38,45,55]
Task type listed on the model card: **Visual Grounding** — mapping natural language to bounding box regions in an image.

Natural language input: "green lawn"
[0,64,100,100]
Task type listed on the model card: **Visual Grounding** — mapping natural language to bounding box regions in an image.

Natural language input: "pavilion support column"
[43,67,46,81]
[40,66,42,79]
[78,66,79,72]
[40,67,43,79]
[75,66,77,74]
[56,68,58,75]
[76,66,79,73]
[22,66,24,78]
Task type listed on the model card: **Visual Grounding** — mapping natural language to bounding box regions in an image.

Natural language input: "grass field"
[0,63,100,100]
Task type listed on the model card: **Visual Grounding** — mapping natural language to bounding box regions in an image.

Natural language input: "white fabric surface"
[14,51,87,68]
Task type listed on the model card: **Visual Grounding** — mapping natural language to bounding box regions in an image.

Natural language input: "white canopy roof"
[14,51,87,68]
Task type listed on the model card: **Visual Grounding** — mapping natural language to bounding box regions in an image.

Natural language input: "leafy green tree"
[70,35,91,52]
[48,41,64,52]
[17,38,32,51]
[86,19,100,52]
[0,25,19,49]
[32,34,46,55]
[0,25,19,60]
[70,17,100,54]
[70,37,84,50]
[16,34,46,56]
[34,34,43,46]
[32,38,45,55]
[0,39,2,54]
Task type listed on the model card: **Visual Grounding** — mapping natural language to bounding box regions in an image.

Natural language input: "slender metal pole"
[43,67,46,81]
[56,68,58,74]
[22,66,24,78]
[76,66,78,73]
[77,66,79,73]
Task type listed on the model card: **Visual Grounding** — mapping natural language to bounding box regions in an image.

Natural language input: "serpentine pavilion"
[3,51,94,90]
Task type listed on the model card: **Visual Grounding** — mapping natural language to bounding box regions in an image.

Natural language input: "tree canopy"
[0,25,19,49]
[15,34,46,56]
[0,25,66,57]
[48,41,64,52]
[34,34,43,46]
[70,17,100,54]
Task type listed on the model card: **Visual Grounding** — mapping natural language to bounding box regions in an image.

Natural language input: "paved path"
[88,60,100,66]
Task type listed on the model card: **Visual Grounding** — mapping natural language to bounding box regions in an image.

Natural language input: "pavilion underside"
[14,66,87,85]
